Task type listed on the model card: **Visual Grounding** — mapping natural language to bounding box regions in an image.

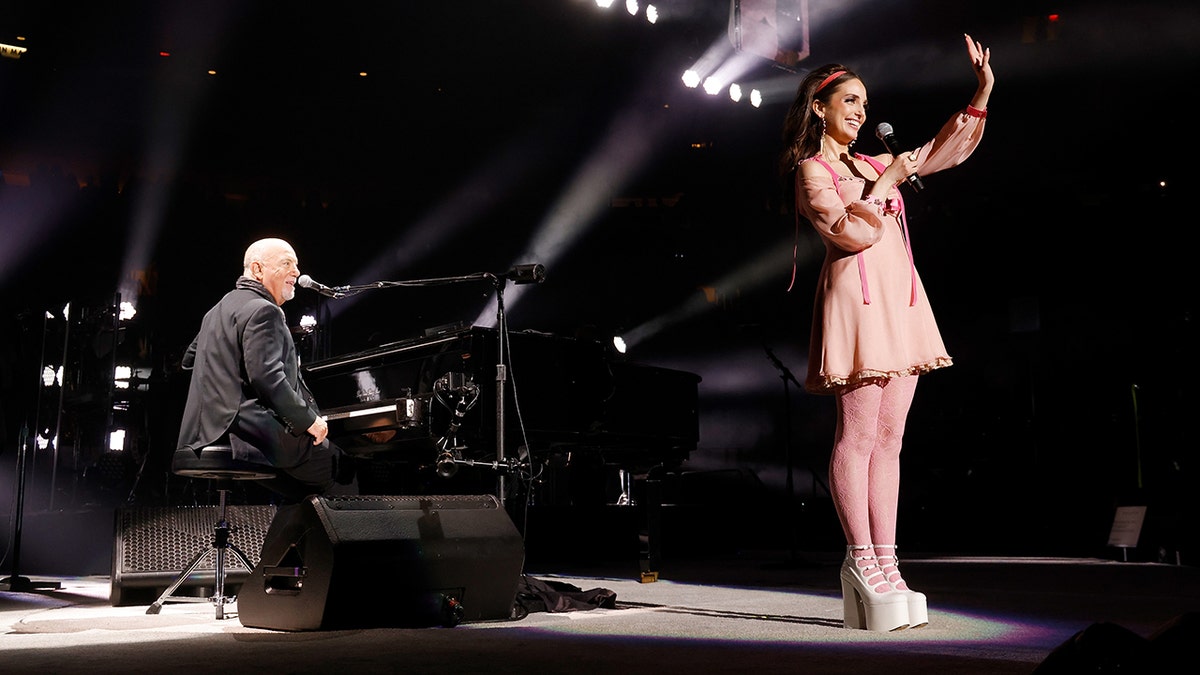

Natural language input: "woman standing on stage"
[779,33,993,631]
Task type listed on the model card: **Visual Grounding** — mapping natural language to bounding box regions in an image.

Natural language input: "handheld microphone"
[874,122,925,192]
[297,274,341,298]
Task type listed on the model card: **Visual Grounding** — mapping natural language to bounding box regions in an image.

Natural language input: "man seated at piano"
[176,237,352,502]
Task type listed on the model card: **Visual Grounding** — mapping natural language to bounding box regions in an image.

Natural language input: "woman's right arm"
[797,161,887,252]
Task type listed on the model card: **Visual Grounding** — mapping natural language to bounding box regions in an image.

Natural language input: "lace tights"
[828,376,919,555]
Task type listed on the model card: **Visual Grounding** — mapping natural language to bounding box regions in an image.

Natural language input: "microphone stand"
[0,424,60,592]
[490,273,509,504]
[763,344,829,562]
[323,264,545,505]
[2,308,62,592]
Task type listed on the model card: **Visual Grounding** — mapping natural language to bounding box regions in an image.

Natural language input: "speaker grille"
[111,504,277,605]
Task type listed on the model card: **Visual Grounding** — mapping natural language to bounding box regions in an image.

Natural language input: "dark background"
[1,1,1196,569]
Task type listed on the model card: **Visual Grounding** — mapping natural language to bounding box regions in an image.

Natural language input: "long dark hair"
[778,64,859,177]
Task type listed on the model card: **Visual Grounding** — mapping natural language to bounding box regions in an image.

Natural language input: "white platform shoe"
[875,544,928,629]
[840,545,909,631]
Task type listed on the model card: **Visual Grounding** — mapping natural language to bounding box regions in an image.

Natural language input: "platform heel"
[840,544,909,631]
[875,544,928,629]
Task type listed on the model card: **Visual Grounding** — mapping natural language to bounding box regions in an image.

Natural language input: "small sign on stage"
[1107,505,1147,552]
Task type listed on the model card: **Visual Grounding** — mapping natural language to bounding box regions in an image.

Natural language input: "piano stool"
[145,443,278,620]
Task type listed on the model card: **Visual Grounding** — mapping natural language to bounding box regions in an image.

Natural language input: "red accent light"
[159,51,170,57]
[1047,14,1060,22]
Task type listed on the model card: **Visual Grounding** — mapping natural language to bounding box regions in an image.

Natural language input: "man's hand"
[307,416,329,445]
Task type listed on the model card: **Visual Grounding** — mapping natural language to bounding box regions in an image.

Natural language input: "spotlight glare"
[702,77,723,95]
[595,0,614,8]
[626,0,638,15]
[729,83,742,102]
[613,335,627,354]
[750,89,763,107]
[646,5,658,23]
[109,428,126,451]
[682,69,700,88]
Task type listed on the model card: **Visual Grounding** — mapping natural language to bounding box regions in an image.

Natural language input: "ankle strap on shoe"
[874,544,899,560]
[848,547,881,561]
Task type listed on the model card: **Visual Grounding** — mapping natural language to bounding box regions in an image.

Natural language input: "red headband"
[814,70,846,94]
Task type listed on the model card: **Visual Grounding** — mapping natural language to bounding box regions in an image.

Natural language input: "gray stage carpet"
[3,552,1197,674]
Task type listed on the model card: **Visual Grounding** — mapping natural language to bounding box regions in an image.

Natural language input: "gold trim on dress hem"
[807,357,953,394]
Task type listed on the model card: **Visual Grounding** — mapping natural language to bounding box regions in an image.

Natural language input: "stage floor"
[3,552,1197,674]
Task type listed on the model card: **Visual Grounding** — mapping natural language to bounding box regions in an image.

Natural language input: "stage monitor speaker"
[237,494,525,630]
[110,504,278,606]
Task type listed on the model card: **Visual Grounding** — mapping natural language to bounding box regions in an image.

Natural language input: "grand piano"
[301,324,701,576]
[302,324,700,576]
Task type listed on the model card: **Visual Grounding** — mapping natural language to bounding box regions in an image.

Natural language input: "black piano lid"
[304,325,701,463]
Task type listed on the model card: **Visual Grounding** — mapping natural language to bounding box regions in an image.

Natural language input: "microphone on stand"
[875,122,925,192]
[503,263,546,285]
[297,274,342,298]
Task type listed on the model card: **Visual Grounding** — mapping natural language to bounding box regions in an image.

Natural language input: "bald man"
[177,237,347,500]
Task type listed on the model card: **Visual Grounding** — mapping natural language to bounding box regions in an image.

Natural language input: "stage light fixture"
[646,5,658,23]
[114,365,133,390]
[729,84,742,102]
[0,42,27,59]
[626,0,639,15]
[595,0,615,8]
[750,89,763,107]
[109,428,126,451]
[613,335,627,354]
[702,77,723,95]
[682,69,701,88]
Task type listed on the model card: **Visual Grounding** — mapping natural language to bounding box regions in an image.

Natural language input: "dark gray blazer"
[176,277,319,466]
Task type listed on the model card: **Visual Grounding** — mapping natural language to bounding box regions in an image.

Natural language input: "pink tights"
[829,376,919,588]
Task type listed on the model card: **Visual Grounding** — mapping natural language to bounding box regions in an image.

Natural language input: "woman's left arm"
[965,33,994,112]
[910,34,995,174]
